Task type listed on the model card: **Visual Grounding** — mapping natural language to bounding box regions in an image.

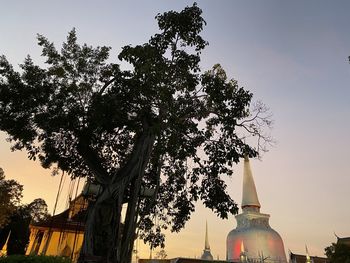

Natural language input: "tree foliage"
[27,198,50,224]
[0,4,272,262]
[155,249,167,259]
[0,255,71,263]
[0,169,49,255]
[325,242,350,263]
[2,198,49,255]
[0,168,23,228]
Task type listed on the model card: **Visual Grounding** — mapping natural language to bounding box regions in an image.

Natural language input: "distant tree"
[325,242,350,263]
[0,4,272,263]
[0,168,23,228]
[0,169,49,254]
[0,198,49,255]
[4,205,31,255]
[155,249,167,259]
[27,198,50,224]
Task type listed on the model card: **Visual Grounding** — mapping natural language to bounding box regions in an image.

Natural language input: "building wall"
[26,227,84,262]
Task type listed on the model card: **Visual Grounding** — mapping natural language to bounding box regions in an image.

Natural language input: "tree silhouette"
[325,242,350,263]
[0,4,272,263]
[0,168,23,228]
[0,169,49,255]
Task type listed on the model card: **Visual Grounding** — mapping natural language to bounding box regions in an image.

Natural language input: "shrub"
[0,255,71,263]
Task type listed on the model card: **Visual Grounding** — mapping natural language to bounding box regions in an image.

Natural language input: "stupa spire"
[227,157,287,262]
[242,156,261,210]
[201,221,213,260]
[205,220,210,250]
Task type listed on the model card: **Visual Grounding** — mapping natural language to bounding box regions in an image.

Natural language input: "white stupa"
[226,157,287,262]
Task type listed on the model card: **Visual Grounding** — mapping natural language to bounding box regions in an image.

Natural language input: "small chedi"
[201,221,213,260]
[226,157,287,262]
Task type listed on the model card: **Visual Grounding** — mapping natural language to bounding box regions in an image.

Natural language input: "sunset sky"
[1,0,349,260]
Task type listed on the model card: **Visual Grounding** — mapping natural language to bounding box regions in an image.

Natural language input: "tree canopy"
[0,4,271,262]
[0,168,49,255]
[0,168,23,228]
[325,242,350,263]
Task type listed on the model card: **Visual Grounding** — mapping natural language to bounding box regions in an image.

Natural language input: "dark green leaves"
[155,3,208,52]
[0,168,23,228]
[325,242,350,263]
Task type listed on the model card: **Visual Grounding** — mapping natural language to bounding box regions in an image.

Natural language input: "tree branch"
[77,137,111,185]
[98,77,116,96]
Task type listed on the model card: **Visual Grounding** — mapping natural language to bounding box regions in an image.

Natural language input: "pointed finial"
[205,220,210,250]
[0,230,11,256]
[240,241,247,262]
[242,157,261,210]
[305,245,311,262]
[334,232,340,240]
[241,241,245,253]
[201,221,213,260]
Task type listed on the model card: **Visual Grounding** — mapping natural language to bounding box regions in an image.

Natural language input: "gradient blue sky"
[1,0,349,260]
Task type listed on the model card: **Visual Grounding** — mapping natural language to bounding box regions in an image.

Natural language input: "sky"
[1,0,350,260]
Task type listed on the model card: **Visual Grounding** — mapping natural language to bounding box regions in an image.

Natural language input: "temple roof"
[241,157,261,210]
[31,208,86,232]
[289,252,329,263]
[30,195,87,232]
[337,236,350,246]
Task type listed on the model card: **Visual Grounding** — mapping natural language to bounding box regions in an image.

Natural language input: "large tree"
[0,4,271,263]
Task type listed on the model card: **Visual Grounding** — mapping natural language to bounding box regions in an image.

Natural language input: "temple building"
[25,194,87,262]
[336,235,350,247]
[24,180,104,262]
[226,157,287,262]
[139,221,229,263]
[288,235,350,263]
[22,159,339,263]
[289,246,329,263]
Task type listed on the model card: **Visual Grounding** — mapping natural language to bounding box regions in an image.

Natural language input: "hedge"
[0,255,71,263]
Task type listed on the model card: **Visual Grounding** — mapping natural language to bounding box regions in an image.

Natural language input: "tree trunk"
[78,129,155,263]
